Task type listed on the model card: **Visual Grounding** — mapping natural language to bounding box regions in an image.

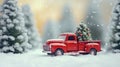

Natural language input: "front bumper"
[43,44,51,53]
[42,50,51,53]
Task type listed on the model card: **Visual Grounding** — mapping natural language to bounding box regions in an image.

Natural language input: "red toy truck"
[43,33,101,56]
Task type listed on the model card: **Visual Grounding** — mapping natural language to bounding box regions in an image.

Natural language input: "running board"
[65,51,87,56]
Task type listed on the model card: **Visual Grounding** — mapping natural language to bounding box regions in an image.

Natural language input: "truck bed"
[78,40,101,43]
[77,40,101,53]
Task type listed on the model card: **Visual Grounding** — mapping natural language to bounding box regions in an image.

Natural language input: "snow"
[0,30,2,35]
[97,24,100,27]
[9,12,16,17]
[13,19,19,24]
[2,14,9,19]
[22,4,41,48]
[7,24,14,28]
[113,49,120,53]
[4,9,10,13]
[115,33,120,40]
[0,49,120,67]
[16,47,23,52]
[2,27,7,32]
[14,43,20,48]
[9,36,15,41]
[47,39,64,41]
[9,47,14,52]
[3,41,8,45]
[51,43,66,46]
[87,43,99,45]
[15,26,22,31]
[112,43,118,47]
[17,35,24,40]
[2,47,9,51]
[116,25,120,29]
[2,35,8,39]
[6,19,12,23]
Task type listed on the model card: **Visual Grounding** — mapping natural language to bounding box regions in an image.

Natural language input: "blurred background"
[0,0,116,32]
[0,0,117,43]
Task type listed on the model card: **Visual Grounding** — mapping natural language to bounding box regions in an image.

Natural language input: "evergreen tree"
[42,19,60,43]
[59,4,76,33]
[0,5,2,13]
[0,15,3,49]
[108,1,120,52]
[0,0,30,53]
[85,0,105,45]
[22,4,41,49]
[76,22,92,41]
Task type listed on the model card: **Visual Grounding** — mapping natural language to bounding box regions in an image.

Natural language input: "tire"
[47,53,53,55]
[54,49,64,56]
[90,49,97,56]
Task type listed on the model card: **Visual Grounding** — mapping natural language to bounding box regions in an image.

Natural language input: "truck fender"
[85,43,99,52]
[50,43,67,53]
[86,43,99,46]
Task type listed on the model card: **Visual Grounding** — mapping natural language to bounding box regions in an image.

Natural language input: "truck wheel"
[47,53,53,55]
[90,49,97,56]
[54,49,64,56]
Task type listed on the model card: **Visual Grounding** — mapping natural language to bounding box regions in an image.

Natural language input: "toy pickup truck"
[43,33,101,56]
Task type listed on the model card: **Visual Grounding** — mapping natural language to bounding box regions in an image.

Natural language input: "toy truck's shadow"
[39,53,90,57]
[67,53,89,56]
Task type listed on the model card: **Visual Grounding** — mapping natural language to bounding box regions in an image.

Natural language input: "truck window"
[68,36,75,41]
[58,35,66,40]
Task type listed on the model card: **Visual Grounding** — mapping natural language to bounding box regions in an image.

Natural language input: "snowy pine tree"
[85,0,105,45]
[0,0,30,53]
[108,1,120,52]
[0,5,2,13]
[22,4,41,49]
[59,4,76,33]
[76,22,92,41]
[42,19,60,43]
[0,15,3,49]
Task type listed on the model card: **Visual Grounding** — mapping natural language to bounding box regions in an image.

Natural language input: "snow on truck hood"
[47,39,64,41]
[86,43,99,45]
[50,43,66,46]
[46,39,64,44]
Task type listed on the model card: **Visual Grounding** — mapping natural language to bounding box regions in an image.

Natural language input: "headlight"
[43,44,51,51]
[49,45,51,49]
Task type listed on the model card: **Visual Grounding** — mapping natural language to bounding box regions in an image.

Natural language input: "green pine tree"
[76,22,92,41]
[108,1,120,52]
[22,4,41,49]
[0,0,29,53]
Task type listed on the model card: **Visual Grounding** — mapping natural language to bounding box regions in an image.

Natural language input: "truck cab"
[43,33,101,56]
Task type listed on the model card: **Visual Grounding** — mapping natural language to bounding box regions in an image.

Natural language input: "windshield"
[58,35,66,40]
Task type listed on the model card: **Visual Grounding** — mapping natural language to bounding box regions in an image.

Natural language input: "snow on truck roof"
[60,33,76,36]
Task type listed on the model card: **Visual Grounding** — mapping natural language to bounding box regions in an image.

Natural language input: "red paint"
[43,33,101,54]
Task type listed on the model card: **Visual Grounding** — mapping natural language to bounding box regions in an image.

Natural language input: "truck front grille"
[43,45,50,51]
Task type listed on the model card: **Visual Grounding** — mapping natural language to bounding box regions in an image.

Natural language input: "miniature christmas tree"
[108,1,120,52]
[22,4,41,49]
[0,0,30,53]
[76,22,92,41]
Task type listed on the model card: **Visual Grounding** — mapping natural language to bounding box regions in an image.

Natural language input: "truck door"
[66,36,78,51]
[79,42,85,51]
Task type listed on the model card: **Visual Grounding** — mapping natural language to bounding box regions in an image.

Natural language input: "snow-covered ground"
[0,49,120,67]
